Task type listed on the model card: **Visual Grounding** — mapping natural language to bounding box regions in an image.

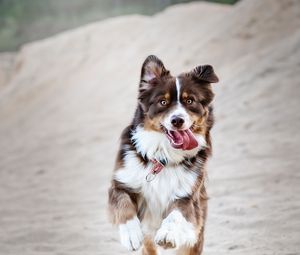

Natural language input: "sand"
[0,0,299,254]
[0,53,16,89]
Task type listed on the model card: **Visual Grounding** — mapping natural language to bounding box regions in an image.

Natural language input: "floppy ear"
[191,65,219,83]
[140,55,169,90]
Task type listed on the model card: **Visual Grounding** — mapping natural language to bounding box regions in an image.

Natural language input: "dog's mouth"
[162,126,198,150]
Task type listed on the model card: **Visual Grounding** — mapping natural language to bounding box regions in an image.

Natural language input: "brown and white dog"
[108,55,219,255]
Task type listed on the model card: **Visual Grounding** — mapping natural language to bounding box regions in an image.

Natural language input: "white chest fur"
[114,126,206,230]
[114,151,197,230]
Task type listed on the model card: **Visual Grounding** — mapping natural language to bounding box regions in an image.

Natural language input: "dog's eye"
[186,99,193,104]
[160,100,167,106]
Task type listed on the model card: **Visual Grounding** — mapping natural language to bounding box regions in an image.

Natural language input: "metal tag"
[146,172,157,182]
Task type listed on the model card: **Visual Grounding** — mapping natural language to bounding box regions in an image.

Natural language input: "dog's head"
[138,55,219,151]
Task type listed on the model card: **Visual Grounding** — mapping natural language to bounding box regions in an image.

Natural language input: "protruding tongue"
[167,129,198,150]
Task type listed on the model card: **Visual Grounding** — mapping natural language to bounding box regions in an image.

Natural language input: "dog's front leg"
[154,199,198,250]
[108,181,143,251]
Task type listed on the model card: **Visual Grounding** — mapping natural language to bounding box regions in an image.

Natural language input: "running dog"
[108,55,219,255]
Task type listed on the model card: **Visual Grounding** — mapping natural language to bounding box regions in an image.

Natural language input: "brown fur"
[142,237,158,255]
[108,183,138,224]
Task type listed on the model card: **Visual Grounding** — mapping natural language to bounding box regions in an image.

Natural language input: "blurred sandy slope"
[0,0,299,254]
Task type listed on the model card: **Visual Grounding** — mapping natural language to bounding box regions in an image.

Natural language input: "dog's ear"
[140,55,169,90]
[138,55,169,111]
[191,65,219,83]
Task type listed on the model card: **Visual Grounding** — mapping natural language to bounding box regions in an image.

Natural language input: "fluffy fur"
[108,55,219,255]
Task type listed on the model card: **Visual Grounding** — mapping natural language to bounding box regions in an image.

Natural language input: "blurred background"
[0,0,299,255]
[0,0,237,51]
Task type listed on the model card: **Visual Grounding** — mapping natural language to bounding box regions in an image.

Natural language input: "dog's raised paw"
[154,226,178,249]
[154,210,197,249]
[119,216,144,251]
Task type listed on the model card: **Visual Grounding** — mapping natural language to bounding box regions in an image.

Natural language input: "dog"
[108,55,219,255]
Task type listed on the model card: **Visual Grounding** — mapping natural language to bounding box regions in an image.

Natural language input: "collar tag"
[146,172,156,182]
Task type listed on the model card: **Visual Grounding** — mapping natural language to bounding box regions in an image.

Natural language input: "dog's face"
[138,55,218,151]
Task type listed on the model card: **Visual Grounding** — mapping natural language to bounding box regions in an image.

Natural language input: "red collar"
[150,159,165,174]
[146,159,167,182]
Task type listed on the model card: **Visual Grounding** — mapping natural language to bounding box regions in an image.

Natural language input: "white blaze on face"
[162,77,193,131]
[176,76,181,102]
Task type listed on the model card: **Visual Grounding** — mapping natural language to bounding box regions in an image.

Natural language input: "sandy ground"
[0,0,300,254]
[0,53,16,89]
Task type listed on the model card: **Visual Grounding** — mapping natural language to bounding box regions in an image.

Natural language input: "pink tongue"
[168,129,198,150]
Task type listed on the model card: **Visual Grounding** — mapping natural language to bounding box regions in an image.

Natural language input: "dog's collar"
[146,158,167,182]
[151,158,167,174]
[140,152,198,182]
[145,157,197,182]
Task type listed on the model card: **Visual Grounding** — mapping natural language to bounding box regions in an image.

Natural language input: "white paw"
[119,216,144,251]
[154,210,196,249]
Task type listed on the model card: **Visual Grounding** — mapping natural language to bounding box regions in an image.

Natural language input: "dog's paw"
[154,210,196,249]
[119,216,144,251]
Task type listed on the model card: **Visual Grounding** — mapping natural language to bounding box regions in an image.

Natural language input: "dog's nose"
[171,116,185,128]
